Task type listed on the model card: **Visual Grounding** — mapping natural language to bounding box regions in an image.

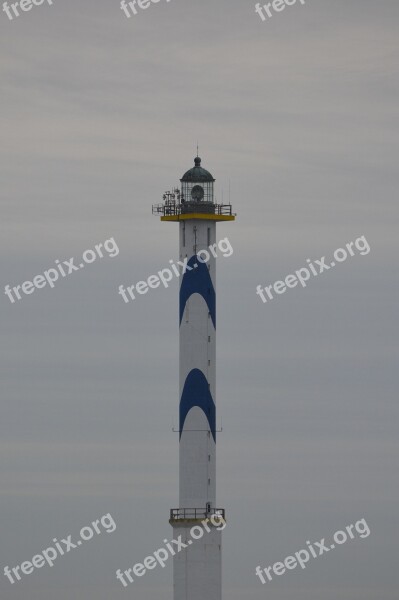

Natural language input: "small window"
[208,478,211,485]
[208,454,211,462]
[208,360,211,366]
[208,336,211,342]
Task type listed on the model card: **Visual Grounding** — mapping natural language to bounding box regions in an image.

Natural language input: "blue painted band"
[180,368,216,442]
[179,256,216,328]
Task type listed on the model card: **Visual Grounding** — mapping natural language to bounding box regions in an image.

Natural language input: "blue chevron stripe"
[180,369,216,442]
[179,256,216,328]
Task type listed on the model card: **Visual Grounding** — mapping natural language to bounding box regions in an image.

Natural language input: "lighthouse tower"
[153,155,235,600]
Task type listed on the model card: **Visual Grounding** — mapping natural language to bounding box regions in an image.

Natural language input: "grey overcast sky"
[0,0,398,598]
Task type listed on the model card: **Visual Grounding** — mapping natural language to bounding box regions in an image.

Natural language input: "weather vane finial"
[196,142,199,157]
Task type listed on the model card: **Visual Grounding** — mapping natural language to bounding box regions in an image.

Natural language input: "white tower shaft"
[173,219,221,600]
[179,220,216,508]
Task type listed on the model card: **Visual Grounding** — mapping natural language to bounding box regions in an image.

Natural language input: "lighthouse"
[153,155,235,600]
